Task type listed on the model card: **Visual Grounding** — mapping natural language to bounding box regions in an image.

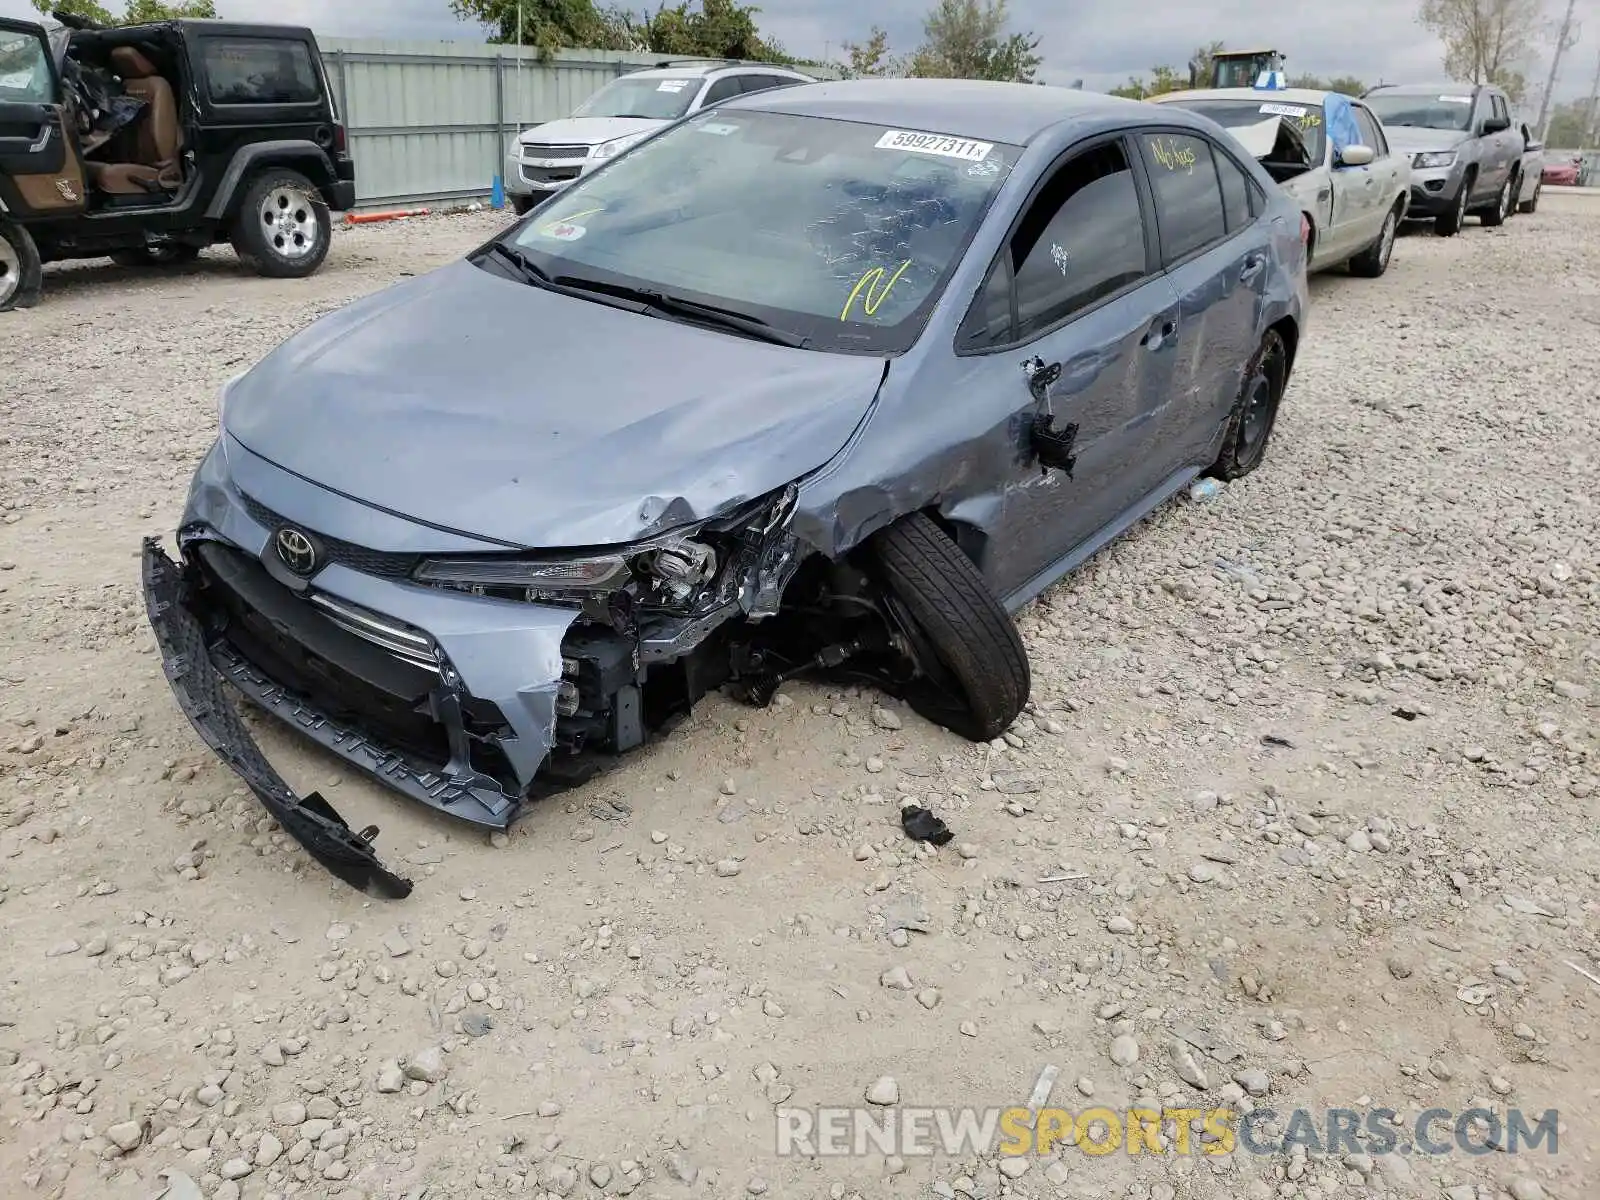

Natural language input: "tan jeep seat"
[85,161,175,195]
[109,46,183,170]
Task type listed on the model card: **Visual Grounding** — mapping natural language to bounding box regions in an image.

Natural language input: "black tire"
[230,168,332,279]
[1481,176,1512,226]
[1349,205,1398,278]
[869,513,1029,742]
[1207,328,1289,481]
[0,218,43,312]
[110,244,202,268]
[1517,182,1540,214]
[510,194,535,216]
[1435,174,1471,236]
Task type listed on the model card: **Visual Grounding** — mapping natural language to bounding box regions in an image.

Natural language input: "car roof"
[624,63,810,80]
[726,77,1153,145]
[1152,87,1335,106]
[1365,82,1481,96]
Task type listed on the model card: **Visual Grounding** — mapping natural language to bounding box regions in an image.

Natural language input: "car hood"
[1381,126,1470,155]
[518,116,666,147]
[221,260,886,549]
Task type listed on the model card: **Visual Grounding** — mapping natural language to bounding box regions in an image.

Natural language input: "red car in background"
[1543,155,1582,186]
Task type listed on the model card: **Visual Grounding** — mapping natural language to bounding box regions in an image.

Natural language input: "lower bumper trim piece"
[141,538,415,899]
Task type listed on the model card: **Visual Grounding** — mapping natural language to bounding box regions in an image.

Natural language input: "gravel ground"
[1,196,1597,1200]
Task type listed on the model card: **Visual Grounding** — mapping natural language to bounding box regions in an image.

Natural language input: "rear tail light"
[333,123,347,155]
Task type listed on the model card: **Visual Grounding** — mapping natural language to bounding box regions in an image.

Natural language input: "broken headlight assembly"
[411,486,799,626]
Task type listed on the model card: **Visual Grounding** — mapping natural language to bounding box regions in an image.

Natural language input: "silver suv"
[504,59,815,213]
[1361,82,1525,236]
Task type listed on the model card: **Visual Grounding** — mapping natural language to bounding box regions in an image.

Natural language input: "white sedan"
[1150,86,1412,278]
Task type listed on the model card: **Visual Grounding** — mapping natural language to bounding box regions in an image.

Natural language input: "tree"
[838,25,906,78]
[449,0,629,52]
[1187,41,1224,88]
[1289,72,1369,95]
[907,0,1042,83]
[842,1,1042,84]
[31,0,216,21]
[613,0,787,62]
[1107,64,1186,99]
[1417,0,1541,98]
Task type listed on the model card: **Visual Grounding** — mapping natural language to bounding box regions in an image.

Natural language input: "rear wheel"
[1517,182,1541,214]
[1435,175,1471,236]
[1481,176,1512,226]
[0,219,42,312]
[1207,329,1289,480]
[110,244,201,268]
[1349,206,1398,278]
[868,513,1029,742]
[231,168,332,279]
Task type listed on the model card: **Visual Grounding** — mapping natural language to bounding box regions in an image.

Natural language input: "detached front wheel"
[232,168,332,279]
[869,512,1030,742]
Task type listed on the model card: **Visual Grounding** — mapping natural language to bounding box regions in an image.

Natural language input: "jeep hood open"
[221,259,886,549]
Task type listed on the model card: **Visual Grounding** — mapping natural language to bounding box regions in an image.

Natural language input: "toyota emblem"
[275,526,320,576]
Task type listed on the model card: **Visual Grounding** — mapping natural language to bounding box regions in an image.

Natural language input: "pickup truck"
[1362,81,1527,235]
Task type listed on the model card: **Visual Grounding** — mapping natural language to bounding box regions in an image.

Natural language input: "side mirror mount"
[1338,143,1375,167]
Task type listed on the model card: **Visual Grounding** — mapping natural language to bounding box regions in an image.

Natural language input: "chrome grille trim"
[309,594,439,673]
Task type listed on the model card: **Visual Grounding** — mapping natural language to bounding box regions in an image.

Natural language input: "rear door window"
[1137,131,1229,264]
[740,74,796,95]
[700,76,744,106]
[1214,149,1256,231]
[202,38,321,105]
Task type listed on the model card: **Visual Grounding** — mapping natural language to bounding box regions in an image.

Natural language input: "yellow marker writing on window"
[840,259,913,321]
[1148,137,1197,174]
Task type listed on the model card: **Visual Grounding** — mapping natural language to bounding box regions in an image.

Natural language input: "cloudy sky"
[4,0,1595,103]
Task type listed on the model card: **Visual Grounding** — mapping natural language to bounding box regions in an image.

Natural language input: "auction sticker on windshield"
[875,130,993,162]
[658,79,689,92]
[1439,95,1472,103]
[1259,103,1307,118]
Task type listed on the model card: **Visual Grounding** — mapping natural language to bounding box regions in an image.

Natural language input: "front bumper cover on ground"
[141,538,414,899]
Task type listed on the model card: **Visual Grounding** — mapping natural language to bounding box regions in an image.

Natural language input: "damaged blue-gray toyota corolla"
[142,78,1309,897]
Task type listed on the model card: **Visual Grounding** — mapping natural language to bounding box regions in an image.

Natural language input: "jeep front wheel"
[0,218,43,312]
[231,168,332,279]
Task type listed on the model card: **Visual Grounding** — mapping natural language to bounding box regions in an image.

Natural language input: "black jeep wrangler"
[0,13,355,310]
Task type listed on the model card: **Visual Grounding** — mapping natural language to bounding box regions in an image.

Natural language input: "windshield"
[1172,98,1326,161]
[1362,92,1474,132]
[0,27,52,104]
[497,109,1022,354]
[573,76,701,121]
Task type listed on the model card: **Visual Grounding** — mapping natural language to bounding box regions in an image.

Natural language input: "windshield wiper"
[552,275,809,348]
[479,242,553,286]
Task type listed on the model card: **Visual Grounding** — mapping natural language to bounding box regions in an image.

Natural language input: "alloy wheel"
[260,186,321,261]
[0,236,18,308]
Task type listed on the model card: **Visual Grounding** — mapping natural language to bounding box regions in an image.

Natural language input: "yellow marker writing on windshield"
[540,205,605,231]
[840,259,913,321]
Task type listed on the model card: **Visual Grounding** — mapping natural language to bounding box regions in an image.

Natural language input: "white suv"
[504,60,816,213]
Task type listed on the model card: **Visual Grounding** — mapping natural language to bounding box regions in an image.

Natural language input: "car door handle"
[1140,319,1177,350]
[1239,254,1266,281]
